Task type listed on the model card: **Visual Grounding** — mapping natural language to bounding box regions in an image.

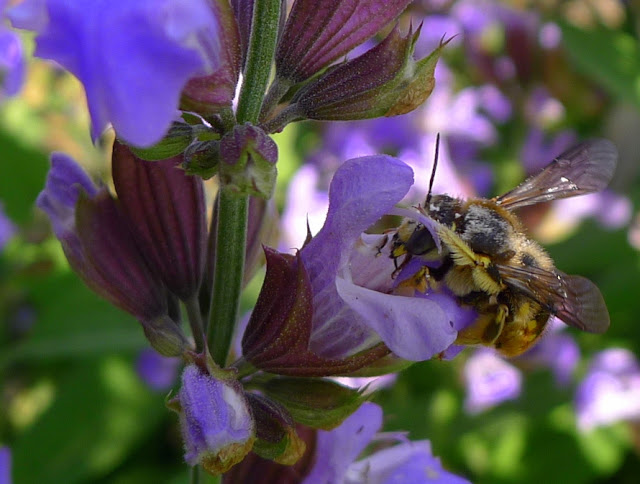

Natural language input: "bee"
[391,137,617,357]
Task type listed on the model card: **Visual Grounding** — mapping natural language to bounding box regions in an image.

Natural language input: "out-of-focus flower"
[176,364,255,474]
[0,0,24,97]
[135,348,181,391]
[575,348,640,431]
[463,349,522,414]
[0,446,11,484]
[0,202,15,250]
[9,0,229,147]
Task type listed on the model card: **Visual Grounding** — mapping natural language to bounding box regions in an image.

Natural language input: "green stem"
[208,191,248,365]
[190,466,200,484]
[236,0,281,124]
[207,0,281,367]
[185,296,206,353]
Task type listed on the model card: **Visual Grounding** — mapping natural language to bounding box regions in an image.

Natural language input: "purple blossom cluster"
[2,0,634,482]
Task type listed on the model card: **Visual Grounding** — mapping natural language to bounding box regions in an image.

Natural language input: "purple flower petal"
[463,349,522,413]
[36,152,97,242]
[575,348,640,431]
[302,402,382,484]
[11,0,220,146]
[179,365,255,473]
[301,155,413,357]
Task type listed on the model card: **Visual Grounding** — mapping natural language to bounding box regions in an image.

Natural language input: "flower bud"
[219,123,278,199]
[177,365,255,475]
[181,0,241,115]
[246,393,306,465]
[289,25,449,122]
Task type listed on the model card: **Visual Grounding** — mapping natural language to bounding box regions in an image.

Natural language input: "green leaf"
[561,22,640,108]
[0,270,148,368]
[0,129,49,224]
[11,357,167,484]
[263,377,367,430]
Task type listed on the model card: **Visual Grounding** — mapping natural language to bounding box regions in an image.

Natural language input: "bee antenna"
[425,133,440,206]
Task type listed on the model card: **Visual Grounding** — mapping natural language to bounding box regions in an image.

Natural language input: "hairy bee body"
[391,139,616,357]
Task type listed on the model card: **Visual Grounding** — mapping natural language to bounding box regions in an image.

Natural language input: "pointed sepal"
[112,141,207,301]
[242,248,390,376]
[262,377,368,430]
[246,393,306,465]
[275,0,411,84]
[75,189,168,322]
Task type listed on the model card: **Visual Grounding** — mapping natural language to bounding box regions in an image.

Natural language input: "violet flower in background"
[575,348,640,431]
[516,320,580,387]
[463,349,522,414]
[0,0,24,98]
[8,0,227,146]
[136,349,181,392]
[0,203,15,250]
[0,446,10,484]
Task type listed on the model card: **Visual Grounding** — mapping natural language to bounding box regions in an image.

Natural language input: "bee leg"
[396,266,430,294]
[481,304,508,345]
[375,234,390,256]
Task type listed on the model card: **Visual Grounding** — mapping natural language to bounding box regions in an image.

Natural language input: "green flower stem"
[208,191,248,365]
[236,0,281,124]
[207,0,281,367]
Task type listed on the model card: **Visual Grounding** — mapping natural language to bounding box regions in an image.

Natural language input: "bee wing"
[496,139,617,209]
[496,264,610,334]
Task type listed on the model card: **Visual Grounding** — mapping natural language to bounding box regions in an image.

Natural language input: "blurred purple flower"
[520,128,576,173]
[463,349,522,414]
[575,348,640,431]
[136,348,181,391]
[304,402,471,483]
[0,0,24,97]
[178,364,255,474]
[451,0,538,83]
[524,87,566,128]
[0,446,10,484]
[9,0,223,147]
[0,202,15,250]
[538,22,562,50]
